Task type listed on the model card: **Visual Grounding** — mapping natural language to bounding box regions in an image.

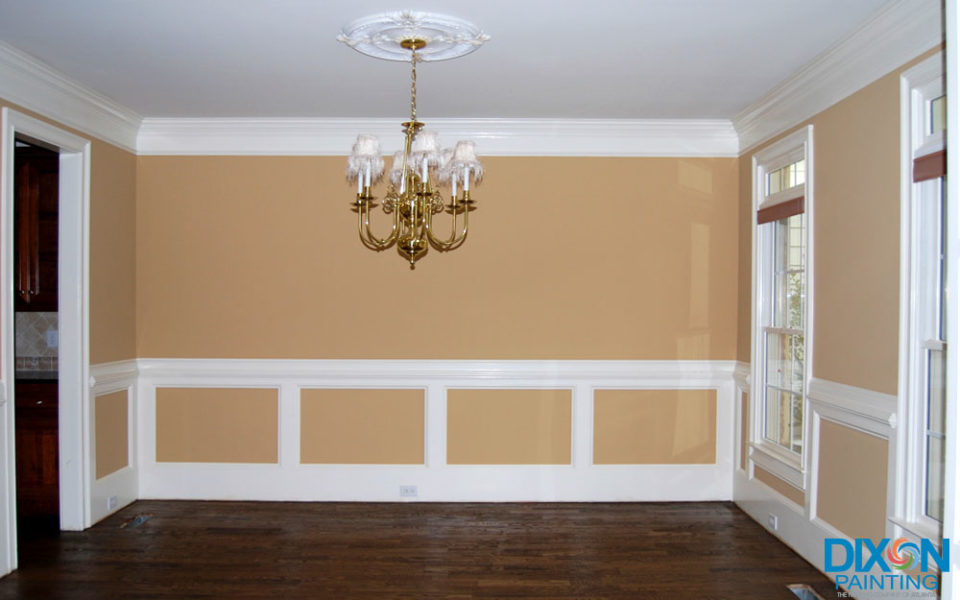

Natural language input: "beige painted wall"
[89,139,137,364]
[136,156,738,360]
[816,420,888,540]
[447,389,571,464]
[594,389,716,464]
[95,390,128,479]
[300,388,424,464]
[0,98,137,365]
[754,466,805,507]
[156,387,278,463]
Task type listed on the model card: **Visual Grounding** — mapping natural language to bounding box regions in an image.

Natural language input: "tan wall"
[736,156,752,364]
[754,466,805,506]
[816,420,888,540]
[95,390,128,479]
[300,388,424,464]
[89,139,137,364]
[0,97,137,365]
[156,387,278,463]
[594,389,716,464]
[136,156,739,360]
[447,389,571,464]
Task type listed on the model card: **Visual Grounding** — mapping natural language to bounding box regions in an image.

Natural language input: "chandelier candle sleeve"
[338,11,488,269]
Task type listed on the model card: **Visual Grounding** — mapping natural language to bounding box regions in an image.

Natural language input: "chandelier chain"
[410,49,418,121]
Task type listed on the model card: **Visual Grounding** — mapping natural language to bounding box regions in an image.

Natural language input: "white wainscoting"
[735,370,911,599]
[89,360,138,524]
[128,359,736,503]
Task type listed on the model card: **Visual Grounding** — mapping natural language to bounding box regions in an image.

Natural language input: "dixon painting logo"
[825,537,950,594]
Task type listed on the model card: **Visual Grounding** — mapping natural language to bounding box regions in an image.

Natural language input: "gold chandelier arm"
[425,196,469,250]
[357,200,399,250]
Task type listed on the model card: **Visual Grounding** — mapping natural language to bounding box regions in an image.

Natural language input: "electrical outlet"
[767,513,779,531]
[107,495,119,511]
[45,329,58,348]
[399,485,418,498]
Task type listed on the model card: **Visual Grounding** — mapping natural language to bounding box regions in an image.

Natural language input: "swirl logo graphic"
[887,538,921,571]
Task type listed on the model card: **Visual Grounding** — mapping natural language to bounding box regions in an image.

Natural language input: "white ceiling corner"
[0,42,141,153]
[733,0,943,153]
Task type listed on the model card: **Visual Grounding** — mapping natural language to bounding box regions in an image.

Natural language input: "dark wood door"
[14,143,59,312]
[15,381,59,528]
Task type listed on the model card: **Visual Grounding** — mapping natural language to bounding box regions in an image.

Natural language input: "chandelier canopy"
[338,12,489,269]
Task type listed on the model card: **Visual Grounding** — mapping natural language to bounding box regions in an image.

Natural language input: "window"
[751,126,813,486]
[897,53,947,538]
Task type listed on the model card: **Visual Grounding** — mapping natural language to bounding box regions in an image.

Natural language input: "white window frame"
[749,125,815,489]
[895,52,946,541]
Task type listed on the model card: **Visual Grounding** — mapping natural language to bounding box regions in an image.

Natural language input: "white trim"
[89,361,139,525]
[135,358,738,384]
[750,444,804,489]
[734,0,943,152]
[0,42,140,153]
[733,361,751,392]
[807,378,898,434]
[134,358,735,502]
[89,359,139,395]
[749,125,814,486]
[896,52,948,546]
[736,473,937,600]
[737,375,927,600]
[942,2,959,596]
[0,108,92,578]
[135,117,740,157]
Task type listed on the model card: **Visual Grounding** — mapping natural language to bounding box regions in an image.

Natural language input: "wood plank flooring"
[0,501,841,599]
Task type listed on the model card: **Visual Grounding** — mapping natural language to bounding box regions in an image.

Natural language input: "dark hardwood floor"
[0,501,841,599]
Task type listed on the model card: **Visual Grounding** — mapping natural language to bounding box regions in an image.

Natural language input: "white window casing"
[750,125,814,489]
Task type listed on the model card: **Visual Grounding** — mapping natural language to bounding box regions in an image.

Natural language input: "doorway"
[13,140,60,540]
[0,108,91,577]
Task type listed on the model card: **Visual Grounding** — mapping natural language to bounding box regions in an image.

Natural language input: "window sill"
[749,442,805,489]
[889,516,942,544]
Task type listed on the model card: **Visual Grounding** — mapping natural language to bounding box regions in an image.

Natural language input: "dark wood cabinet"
[14,144,59,313]
[15,381,59,524]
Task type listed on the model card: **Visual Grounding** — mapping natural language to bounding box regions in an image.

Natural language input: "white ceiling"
[0,0,890,121]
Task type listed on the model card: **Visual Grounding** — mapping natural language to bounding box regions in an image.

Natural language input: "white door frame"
[0,108,91,577]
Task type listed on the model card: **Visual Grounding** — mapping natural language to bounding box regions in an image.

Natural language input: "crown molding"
[734,0,943,154]
[136,117,739,157]
[0,42,141,153]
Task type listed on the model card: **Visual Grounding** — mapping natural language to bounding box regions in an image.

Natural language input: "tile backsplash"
[16,312,58,373]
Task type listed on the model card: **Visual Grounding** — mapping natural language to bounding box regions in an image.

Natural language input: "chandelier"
[338,12,489,269]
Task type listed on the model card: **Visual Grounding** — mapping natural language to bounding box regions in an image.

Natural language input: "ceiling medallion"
[337,10,489,62]
[338,12,489,269]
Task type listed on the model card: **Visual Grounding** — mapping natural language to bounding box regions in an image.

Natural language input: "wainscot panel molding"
[0,42,141,152]
[135,117,740,157]
[89,360,139,524]
[734,0,942,152]
[736,375,902,600]
[133,358,737,502]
